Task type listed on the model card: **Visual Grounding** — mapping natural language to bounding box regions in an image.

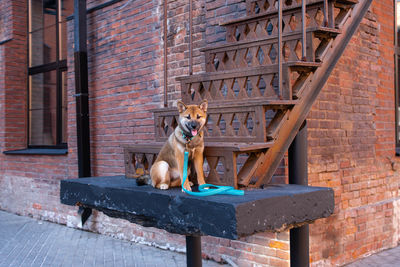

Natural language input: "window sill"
[3,148,68,155]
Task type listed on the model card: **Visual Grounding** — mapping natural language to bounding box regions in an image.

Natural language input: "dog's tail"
[135,174,151,186]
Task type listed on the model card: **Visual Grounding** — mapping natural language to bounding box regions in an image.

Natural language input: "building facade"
[0,0,399,266]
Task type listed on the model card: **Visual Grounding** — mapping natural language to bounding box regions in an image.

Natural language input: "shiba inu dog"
[137,99,208,191]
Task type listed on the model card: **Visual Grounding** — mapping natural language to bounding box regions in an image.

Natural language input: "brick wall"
[308,1,400,265]
[0,0,71,221]
[1,0,400,266]
[1,0,27,151]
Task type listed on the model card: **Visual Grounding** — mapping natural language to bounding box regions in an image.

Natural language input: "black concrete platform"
[60,176,334,240]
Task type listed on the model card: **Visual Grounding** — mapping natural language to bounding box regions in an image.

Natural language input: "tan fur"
[150,99,208,191]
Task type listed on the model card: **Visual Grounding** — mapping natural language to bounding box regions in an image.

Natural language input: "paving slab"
[346,245,400,267]
[0,210,224,267]
[2,210,400,266]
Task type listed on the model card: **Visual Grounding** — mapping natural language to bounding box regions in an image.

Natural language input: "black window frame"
[27,0,68,149]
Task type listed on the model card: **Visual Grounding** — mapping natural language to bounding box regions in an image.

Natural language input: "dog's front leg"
[194,150,206,185]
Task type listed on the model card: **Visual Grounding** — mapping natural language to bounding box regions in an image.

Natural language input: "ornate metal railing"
[161,0,337,104]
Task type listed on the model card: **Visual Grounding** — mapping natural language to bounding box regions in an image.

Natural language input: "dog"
[137,99,208,191]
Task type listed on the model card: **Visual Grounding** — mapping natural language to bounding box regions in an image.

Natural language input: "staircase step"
[245,0,357,17]
[205,141,272,152]
[152,99,298,111]
[224,2,327,43]
[123,141,272,154]
[124,141,272,188]
[224,0,354,43]
[224,1,325,27]
[240,0,326,25]
[202,27,341,72]
[177,62,320,104]
[153,99,297,143]
[201,27,340,53]
[177,62,321,82]
[337,0,358,4]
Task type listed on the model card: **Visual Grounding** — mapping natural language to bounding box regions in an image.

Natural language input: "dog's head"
[177,99,208,138]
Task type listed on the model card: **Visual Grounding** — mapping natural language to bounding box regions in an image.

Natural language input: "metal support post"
[74,0,92,225]
[186,235,202,267]
[289,121,309,267]
[74,0,90,178]
[163,0,168,107]
[301,0,307,61]
[278,0,283,94]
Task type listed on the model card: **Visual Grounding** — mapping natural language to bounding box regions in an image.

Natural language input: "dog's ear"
[199,99,208,112]
[177,100,187,113]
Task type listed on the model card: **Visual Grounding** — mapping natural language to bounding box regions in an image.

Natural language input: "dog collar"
[181,130,194,143]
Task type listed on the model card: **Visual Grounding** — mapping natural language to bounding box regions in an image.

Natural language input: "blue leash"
[181,151,244,196]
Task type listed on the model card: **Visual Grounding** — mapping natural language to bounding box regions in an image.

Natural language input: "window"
[394,0,400,152]
[396,0,400,151]
[28,0,72,147]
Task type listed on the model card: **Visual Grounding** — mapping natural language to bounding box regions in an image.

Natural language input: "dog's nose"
[190,121,198,129]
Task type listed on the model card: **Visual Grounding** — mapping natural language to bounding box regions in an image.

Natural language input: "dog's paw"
[189,181,194,186]
[159,184,169,190]
[182,185,192,192]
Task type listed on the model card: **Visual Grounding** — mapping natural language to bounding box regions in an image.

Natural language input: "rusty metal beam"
[302,0,307,60]
[323,0,329,26]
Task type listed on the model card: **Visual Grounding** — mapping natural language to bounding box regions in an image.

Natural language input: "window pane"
[61,71,68,143]
[28,0,70,147]
[29,0,58,67]
[397,2,400,147]
[29,0,57,32]
[59,0,74,60]
[398,55,400,145]
[29,25,57,66]
[29,70,57,145]
[0,13,4,40]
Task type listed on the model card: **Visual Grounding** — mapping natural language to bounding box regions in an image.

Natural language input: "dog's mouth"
[191,129,198,136]
[184,121,200,137]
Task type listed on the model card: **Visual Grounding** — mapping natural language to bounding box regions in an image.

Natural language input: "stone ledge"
[60,176,334,239]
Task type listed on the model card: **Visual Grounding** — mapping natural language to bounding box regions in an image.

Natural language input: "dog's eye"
[187,115,191,120]
[197,115,201,119]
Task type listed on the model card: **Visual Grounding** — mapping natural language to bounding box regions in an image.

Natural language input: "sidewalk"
[0,210,224,267]
[1,209,400,267]
[345,245,400,267]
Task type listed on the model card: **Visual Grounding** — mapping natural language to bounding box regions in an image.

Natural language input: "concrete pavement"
[2,209,400,266]
[345,245,400,267]
[0,210,224,267]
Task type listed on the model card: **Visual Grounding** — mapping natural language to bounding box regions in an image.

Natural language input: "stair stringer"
[252,0,373,187]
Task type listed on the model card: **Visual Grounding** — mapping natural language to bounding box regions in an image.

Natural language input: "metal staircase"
[124,0,372,188]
